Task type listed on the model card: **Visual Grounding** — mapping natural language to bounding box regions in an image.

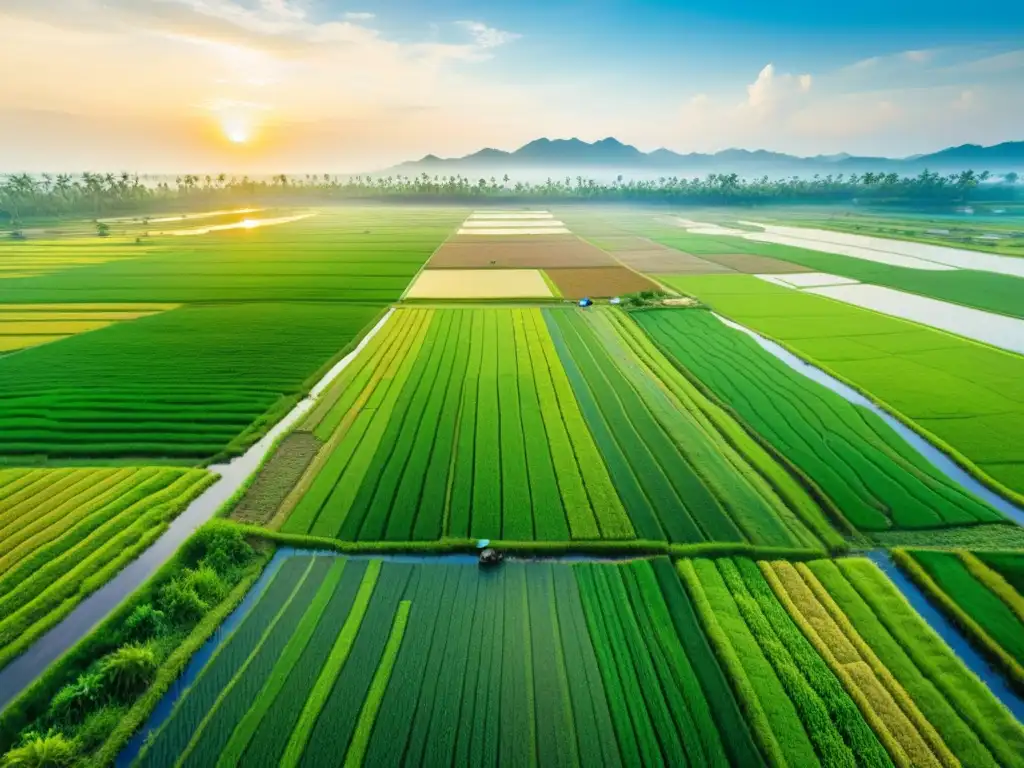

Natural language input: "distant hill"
[383,138,1024,178]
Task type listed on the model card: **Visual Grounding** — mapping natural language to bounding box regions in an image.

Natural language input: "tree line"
[0,169,1018,226]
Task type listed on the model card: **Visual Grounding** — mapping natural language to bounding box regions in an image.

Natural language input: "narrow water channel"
[713,313,1024,526]
[865,550,1024,721]
[116,549,293,766]
[0,310,395,712]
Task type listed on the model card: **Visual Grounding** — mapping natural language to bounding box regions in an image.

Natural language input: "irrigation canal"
[715,313,1024,527]
[865,550,1024,722]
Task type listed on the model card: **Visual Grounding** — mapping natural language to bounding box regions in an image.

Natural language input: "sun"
[221,117,251,145]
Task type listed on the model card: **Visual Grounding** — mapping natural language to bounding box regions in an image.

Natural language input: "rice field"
[794,282,1024,355]
[94,552,1024,768]
[3,205,1024,768]
[0,303,381,461]
[0,209,460,304]
[657,274,1024,496]
[0,467,213,670]
[634,307,1007,533]
[651,217,1024,318]
[260,306,835,548]
[0,303,176,353]
[276,308,633,542]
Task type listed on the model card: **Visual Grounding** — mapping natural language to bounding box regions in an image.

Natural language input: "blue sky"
[0,0,1021,172]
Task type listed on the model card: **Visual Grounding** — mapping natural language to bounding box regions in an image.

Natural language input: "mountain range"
[383,138,1024,178]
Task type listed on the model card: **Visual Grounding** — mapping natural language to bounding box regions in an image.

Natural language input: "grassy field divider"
[892,548,1024,692]
[539,271,564,298]
[343,600,412,766]
[280,560,382,767]
[676,560,790,768]
[228,520,832,558]
[85,553,271,768]
[958,551,1024,625]
[761,561,952,768]
[214,559,347,768]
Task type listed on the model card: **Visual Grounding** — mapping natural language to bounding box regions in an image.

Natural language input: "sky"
[1,0,1022,173]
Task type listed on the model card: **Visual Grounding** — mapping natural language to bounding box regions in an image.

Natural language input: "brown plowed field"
[613,248,735,274]
[448,232,578,244]
[429,238,616,268]
[544,267,659,298]
[698,253,812,274]
[588,236,659,251]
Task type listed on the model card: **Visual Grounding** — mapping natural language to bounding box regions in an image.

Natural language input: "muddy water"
[713,313,1024,526]
[0,309,395,712]
[865,550,1024,721]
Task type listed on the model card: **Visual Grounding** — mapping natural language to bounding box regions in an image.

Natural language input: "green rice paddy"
[1,205,1022,768]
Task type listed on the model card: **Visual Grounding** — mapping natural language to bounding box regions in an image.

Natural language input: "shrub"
[99,644,158,701]
[73,707,125,754]
[0,732,76,768]
[157,579,209,627]
[46,671,105,726]
[184,565,226,605]
[183,523,254,576]
[121,604,168,643]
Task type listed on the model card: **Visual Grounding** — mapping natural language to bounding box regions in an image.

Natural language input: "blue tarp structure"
[578,297,593,307]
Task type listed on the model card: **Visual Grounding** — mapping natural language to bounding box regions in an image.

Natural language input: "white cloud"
[343,12,375,21]
[677,49,1024,155]
[455,20,520,50]
[903,49,931,63]
[745,64,812,112]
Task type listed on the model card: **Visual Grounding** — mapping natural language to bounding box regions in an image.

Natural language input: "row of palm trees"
[0,168,1013,225]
